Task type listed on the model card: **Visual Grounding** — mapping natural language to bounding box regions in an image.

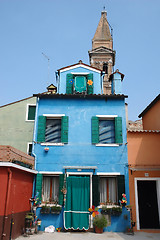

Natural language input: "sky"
[0,0,160,121]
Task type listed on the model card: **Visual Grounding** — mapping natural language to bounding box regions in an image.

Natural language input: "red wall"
[0,166,34,239]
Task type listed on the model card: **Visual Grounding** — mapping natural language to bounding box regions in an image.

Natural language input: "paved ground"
[17,231,160,240]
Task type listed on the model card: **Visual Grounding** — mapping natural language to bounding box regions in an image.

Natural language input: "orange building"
[127,94,160,232]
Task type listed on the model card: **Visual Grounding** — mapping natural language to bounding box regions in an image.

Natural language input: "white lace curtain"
[42,176,59,202]
[100,177,117,203]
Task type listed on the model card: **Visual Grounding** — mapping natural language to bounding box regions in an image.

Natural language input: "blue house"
[32,61,130,232]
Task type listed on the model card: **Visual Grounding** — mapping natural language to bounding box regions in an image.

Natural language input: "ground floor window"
[99,177,117,204]
[42,176,59,203]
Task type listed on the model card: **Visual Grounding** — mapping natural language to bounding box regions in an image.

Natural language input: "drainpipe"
[101,72,105,94]
[1,168,12,240]
[31,97,39,197]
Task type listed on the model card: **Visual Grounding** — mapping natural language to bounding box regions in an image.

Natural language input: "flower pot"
[95,226,103,233]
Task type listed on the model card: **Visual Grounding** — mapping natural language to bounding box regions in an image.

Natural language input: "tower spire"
[88,10,115,94]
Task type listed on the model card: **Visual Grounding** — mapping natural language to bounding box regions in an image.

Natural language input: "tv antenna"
[42,52,50,85]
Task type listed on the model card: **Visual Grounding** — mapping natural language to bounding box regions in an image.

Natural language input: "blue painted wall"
[35,97,127,173]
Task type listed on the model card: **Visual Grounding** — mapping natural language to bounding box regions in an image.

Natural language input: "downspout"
[1,168,12,240]
[101,72,105,94]
[31,97,39,197]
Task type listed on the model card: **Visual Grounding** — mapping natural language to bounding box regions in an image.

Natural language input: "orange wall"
[127,131,160,232]
[127,131,160,166]
[0,167,34,216]
[142,100,160,130]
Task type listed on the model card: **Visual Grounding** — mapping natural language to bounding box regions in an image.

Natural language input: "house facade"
[32,61,130,232]
[127,94,160,232]
[0,96,36,154]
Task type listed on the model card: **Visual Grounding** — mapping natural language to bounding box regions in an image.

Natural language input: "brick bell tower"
[88,9,115,94]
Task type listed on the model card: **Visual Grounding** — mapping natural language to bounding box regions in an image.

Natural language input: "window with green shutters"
[37,115,68,144]
[66,73,93,94]
[98,175,125,205]
[91,116,123,145]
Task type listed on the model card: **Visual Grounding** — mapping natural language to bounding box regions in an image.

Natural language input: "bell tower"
[88,10,115,94]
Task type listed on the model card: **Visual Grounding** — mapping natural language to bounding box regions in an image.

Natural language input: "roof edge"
[138,94,160,118]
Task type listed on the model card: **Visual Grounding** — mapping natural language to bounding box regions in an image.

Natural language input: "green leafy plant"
[111,207,122,216]
[51,205,62,214]
[40,205,50,214]
[93,215,107,229]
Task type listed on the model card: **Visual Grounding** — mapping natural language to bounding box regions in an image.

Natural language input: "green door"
[64,176,90,230]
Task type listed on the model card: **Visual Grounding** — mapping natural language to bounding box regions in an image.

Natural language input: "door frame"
[135,177,160,230]
[66,172,93,227]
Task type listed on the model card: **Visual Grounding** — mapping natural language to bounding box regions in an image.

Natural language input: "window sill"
[41,143,64,146]
[26,120,35,122]
[95,144,119,147]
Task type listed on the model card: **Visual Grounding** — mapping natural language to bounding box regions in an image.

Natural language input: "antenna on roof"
[42,52,50,85]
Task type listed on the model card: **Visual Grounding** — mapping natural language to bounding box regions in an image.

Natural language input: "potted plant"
[40,205,50,214]
[93,215,107,233]
[51,205,62,214]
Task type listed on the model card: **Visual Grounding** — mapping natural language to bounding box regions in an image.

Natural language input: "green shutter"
[35,174,43,200]
[61,116,68,143]
[91,116,99,144]
[87,73,93,94]
[115,117,123,144]
[66,74,74,94]
[117,175,125,204]
[28,106,36,120]
[37,116,46,142]
[92,175,100,206]
[59,174,65,205]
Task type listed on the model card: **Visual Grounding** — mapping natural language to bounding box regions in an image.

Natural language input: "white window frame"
[95,115,119,147]
[135,177,160,230]
[27,142,33,155]
[26,104,36,121]
[42,174,60,203]
[41,114,65,146]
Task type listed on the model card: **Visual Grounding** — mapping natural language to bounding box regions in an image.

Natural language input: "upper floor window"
[27,142,33,155]
[103,63,108,74]
[26,104,36,121]
[37,114,68,145]
[91,115,123,146]
[66,73,93,95]
[45,118,61,143]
